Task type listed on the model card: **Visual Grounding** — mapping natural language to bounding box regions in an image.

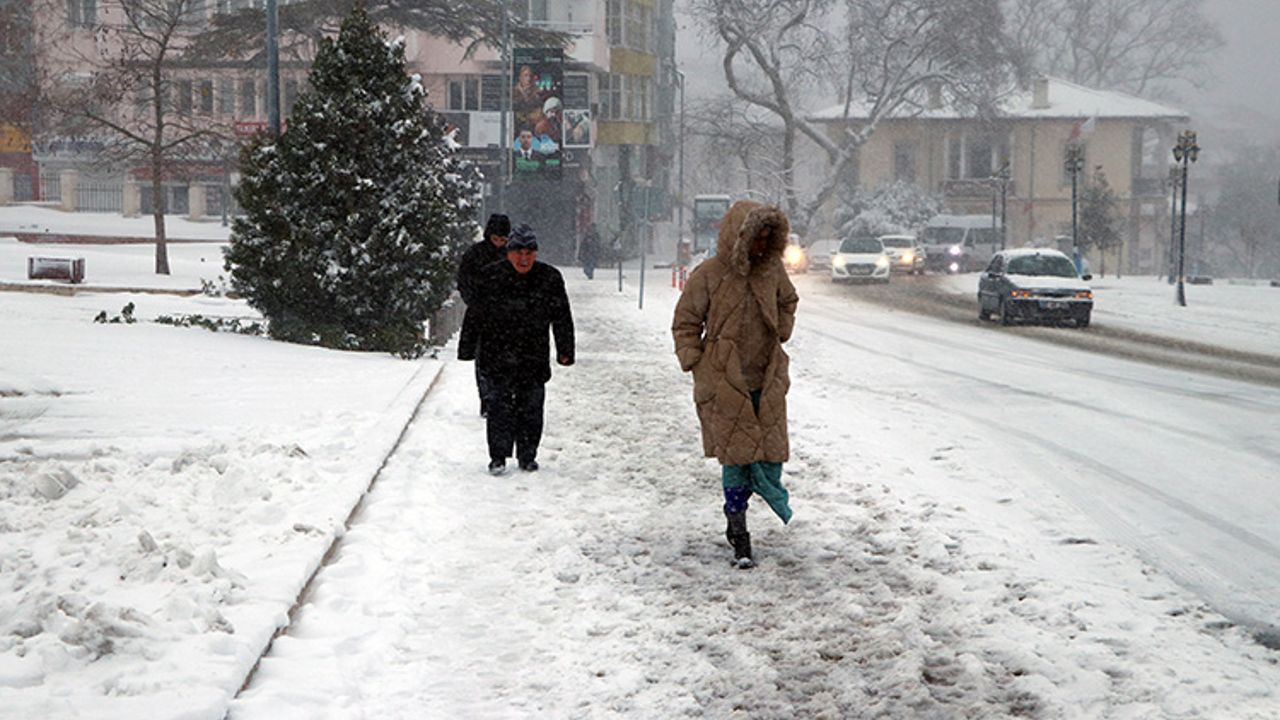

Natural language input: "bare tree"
[0,1,38,134]
[1209,146,1280,279]
[693,0,1009,235]
[1004,0,1223,96]
[684,95,788,203]
[38,0,230,275]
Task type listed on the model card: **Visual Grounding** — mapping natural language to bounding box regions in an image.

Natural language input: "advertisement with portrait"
[562,74,592,148]
[511,47,564,176]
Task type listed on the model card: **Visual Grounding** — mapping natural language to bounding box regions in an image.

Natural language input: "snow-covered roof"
[809,78,1188,122]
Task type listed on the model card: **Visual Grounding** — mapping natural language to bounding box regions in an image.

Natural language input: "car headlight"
[833,255,846,267]
[784,245,805,266]
[948,245,962,256]
[901,250,914,263]
[1074,290,1093,299]
[1010,289,1033,298]
[875,256,889,268]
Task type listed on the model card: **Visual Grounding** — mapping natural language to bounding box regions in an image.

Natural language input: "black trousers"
[475,363,493,409]
[486,379,546,463]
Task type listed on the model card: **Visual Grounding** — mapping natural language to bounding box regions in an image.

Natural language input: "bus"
[692,194,732,256]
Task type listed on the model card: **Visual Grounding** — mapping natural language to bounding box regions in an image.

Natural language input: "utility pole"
[266,0,280,136]
[676,69,685,259]
[1172,130,1200,307]
[496,0,510,213]
[1065,144,1084,274]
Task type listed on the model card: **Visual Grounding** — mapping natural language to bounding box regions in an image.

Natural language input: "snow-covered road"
[230,272,1280,719]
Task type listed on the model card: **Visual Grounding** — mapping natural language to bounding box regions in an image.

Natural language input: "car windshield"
[880,237,912,248]
[839,238,883,253]
[1006,254,1078,278]
[923,227,965,244]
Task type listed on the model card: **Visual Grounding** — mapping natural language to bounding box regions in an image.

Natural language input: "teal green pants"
[720,390,792,524]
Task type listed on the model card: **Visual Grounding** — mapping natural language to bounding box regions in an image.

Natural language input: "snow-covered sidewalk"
[0,286,441,718]
[229,274,1280,719]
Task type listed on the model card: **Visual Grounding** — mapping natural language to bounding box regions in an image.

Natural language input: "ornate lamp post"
[1172,130,1200,307]
[992,160,1011,251]
[1064,143,1085,273]
[1166,164,1179,284]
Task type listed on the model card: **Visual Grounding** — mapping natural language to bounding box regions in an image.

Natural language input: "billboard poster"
[511,47,564,176]
[562,74,592,148]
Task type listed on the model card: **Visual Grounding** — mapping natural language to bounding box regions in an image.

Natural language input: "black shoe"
[518,459,538,472]
[725,511,754,569]
[487,459,506,475]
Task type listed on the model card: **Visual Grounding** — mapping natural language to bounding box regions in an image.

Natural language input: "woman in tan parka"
[672,201,799,568]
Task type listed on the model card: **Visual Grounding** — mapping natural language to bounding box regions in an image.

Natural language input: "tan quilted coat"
[672,201,799,465]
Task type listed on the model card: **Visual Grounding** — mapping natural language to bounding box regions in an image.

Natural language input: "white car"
[805,239,841,273]
[831,236,891,284]
[878,234,925,275]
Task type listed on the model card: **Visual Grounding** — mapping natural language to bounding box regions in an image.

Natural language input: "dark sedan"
[978,249,1094,327]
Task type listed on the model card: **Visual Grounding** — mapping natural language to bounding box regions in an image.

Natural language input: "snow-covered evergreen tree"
[834,182,945,241]
[225,3,480,357]
[1079,166,1122,276]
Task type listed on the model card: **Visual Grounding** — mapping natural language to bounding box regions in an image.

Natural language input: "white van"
[921,215,1001,273]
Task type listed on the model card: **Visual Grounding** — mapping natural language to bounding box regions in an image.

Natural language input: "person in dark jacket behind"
[460,224,575,475]
[456,213,511,416]
[578,223,600,280]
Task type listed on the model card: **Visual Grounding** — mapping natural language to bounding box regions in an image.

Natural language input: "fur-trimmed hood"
[716,201,791,277]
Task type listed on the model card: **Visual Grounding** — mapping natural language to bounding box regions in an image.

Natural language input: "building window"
[606,0,622,46]
[176,79,193,115]
[449,77,482,111]
[894,142,917,183]
[624,75,636,120]
[67,0,96,28]
[239,78,256,118]
[530,0,548,22]
[626,2,649,52]
[283,78,298,116]
[599,73,623,121]
[218,78,235,115]
[965,137,995,179]
[197,79,214,114]
[186,0,206,26]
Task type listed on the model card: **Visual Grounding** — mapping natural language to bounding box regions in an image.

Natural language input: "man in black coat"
[456,213,510,416]
[460,224,575,475]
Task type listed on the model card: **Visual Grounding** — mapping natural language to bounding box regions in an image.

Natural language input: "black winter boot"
[725,511,754,569]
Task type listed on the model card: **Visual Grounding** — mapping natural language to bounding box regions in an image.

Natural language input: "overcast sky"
[1202,0,1280,118]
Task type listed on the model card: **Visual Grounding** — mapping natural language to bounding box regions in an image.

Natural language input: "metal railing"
[76,181,124,212]
[12,174,36,202]
[37,175,61,202]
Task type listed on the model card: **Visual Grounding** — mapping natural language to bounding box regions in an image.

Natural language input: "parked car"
[978,248,1094,327]
[878,234,925,275]
[783,233,808,273]
[832,236,890,283]
[805,239,841,273]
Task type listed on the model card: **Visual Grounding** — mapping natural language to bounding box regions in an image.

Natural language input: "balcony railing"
[527,19,596,35]
[940,178,1016,199]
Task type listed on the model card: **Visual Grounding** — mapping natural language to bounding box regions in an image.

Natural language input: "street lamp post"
[1064,143,1085,273]
[265,0,280,136]
[675,69,685,262]
[991,160,1010,251]
[496,0,511,214]
[1172,130,1200,307]
[1166,164,1179,284]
